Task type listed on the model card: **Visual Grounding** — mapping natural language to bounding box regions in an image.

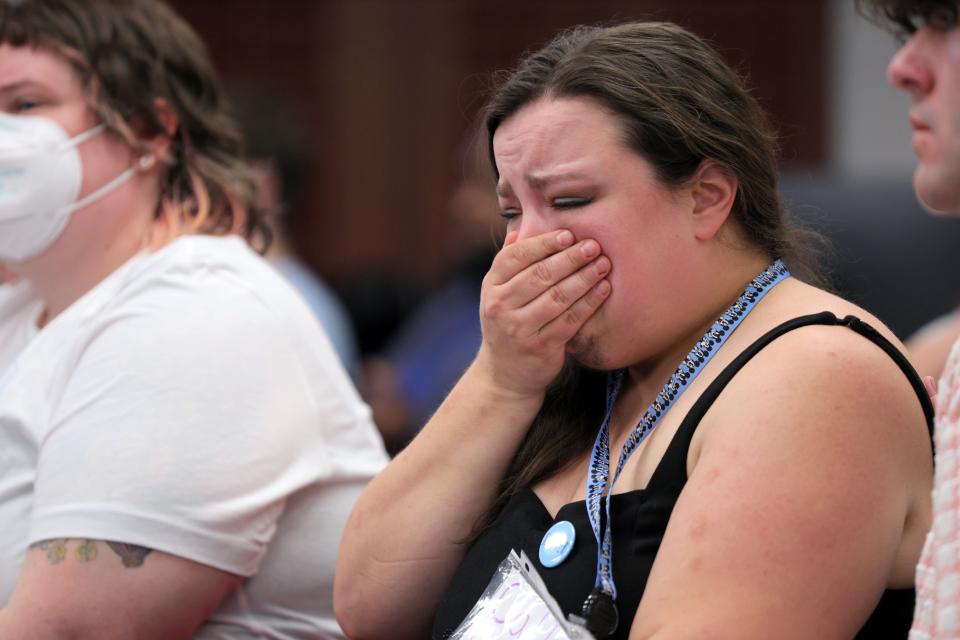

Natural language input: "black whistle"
[581,587,618,638]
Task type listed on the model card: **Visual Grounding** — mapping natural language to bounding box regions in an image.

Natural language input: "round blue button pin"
[539,520,576,568]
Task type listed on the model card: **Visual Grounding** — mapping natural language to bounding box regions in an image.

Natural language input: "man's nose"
[887,32,934,97]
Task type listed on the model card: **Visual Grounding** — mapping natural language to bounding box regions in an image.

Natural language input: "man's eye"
[553,197,592,209]
[923,6,958,31]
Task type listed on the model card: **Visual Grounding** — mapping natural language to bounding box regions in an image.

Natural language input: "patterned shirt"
[912,340,960,638]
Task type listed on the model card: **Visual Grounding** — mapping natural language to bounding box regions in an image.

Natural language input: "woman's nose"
[888,32,934,97]
[513,208,556,242]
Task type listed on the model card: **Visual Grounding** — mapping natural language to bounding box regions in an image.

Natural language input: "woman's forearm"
[336,229,610,639]
[335,358,544,639]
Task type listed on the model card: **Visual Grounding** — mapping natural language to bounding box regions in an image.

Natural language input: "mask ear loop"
[58,153,157,216]
[60,123,107,151]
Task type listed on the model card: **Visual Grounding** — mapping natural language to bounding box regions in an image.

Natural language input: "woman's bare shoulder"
[698,278,932,480]
[758,278,909,354]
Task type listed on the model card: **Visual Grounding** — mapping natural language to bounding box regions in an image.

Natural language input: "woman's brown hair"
[477,21,822,534]
[0,0,269,250]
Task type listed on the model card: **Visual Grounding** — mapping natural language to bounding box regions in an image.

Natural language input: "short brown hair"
[0,0,269,250]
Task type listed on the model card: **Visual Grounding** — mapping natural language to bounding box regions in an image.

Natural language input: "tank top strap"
[648,311,934,492]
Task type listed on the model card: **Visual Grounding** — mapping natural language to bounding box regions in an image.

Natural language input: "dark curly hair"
[857,0,959,36]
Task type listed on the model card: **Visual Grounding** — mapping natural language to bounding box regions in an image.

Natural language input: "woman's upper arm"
[629,326,932,639]
[32,286,320,576]
[0,539,241,639]
[11,285,320,635]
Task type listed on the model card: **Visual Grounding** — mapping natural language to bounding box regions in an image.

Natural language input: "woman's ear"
[688,160,738,241]
[144,97,178,162]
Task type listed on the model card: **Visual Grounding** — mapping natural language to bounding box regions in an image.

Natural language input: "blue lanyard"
[583,260,790,607]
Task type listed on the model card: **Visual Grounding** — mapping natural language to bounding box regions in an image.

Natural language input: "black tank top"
[433,312,935,639]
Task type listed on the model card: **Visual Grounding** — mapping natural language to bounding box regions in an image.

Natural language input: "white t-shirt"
[0,235,388,639]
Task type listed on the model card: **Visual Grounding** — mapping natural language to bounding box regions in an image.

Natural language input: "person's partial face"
[888,4,960,213]
[493,96,696,369]
[0,43,141,273]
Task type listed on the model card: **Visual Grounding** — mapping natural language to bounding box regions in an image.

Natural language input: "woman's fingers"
[476,229,611,393]
[482,229,610,337]
[490,239,605,311]
[520,254,611,334]
[487,229,576,287]
[513,239,603,308]
[534,279,612,351]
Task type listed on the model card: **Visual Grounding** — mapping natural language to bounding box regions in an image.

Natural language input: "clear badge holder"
[450,549,596,640]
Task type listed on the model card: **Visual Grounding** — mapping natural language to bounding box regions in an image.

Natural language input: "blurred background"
[168,0,960,450]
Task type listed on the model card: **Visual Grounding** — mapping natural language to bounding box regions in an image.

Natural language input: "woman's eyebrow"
[497,170,592,197]
[0,79,49,96]
[526,170,590,189]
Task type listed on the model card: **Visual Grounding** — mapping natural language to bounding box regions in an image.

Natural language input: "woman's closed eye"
[552,196,593,210]
[498,196,593,221]
[499,207,520,222]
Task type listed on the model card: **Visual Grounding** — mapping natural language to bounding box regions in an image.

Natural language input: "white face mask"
[0,113,151,262]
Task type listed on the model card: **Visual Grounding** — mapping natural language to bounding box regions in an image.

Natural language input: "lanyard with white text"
[580,259,791,638]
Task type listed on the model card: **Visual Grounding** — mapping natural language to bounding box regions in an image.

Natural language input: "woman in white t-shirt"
[0,1,387,638]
